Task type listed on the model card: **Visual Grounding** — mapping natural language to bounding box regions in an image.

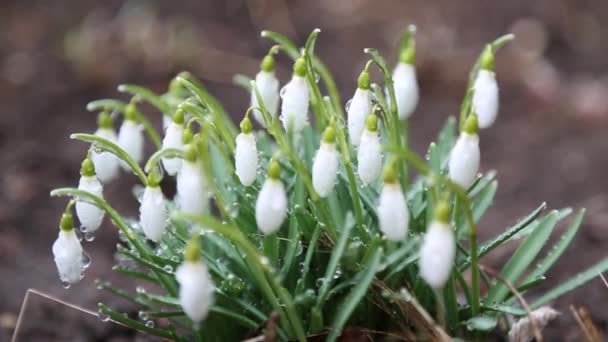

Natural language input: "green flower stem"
[173,212,307,342]
[86,98,162,148]
[50,188,177,295]
[197,128,232,222]
[302,29,329,129]
[118,84,172,114]
[144,148,185,173]
[264,233,279,267]
[71,133,148,185]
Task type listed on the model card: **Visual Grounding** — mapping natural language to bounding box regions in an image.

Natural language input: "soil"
[1,1,607,341]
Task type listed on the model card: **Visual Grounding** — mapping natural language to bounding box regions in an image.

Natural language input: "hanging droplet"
[163,265,174,273]
[61,281,71,289]
[74,229,83,242]
[82,252,92,269]
[98,309,110,322]
[84,230,96,242]
[145,320,155,328]
[279,85,288,98]
[344,99,353,112]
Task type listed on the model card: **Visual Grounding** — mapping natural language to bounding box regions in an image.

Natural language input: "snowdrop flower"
[377,163,409,240]
[75,158,104,236]
[118,102,144,170]
[91,112,119,184]
[139,173,167,242]
[52,212,84,285]
[176,145,209,215]
[419,202,455,288]
[472,45,499,128]
[161,109,185,176]
[387,39,419,119]
[358,115,382,184]
[347,69,372,147]
[235,115,258,186]
[176,238,215,323]
[313,126,339,197]
[251,54,280,127]
[448,114,480,189]
[255,160,287,234]
[281,57,309,135]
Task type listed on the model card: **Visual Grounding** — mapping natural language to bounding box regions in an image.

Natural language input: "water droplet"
[136,286,146,294]
[138,311,149,321]
[314,72,321,83]
[145,320,155,328]
[82,252,92,268]
[98,310,110,322]
[84,230,96,242]
[61,281,71,289]
[280,85,288,98]
[163,265,174,273]
[345,99,353,112]
[260,256,270,266]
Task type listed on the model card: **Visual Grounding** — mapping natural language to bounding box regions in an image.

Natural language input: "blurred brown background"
[1,0,607,340]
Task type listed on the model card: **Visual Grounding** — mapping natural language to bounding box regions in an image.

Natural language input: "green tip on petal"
[480,44,495,71]
[80,158,96,177]
[383,163,398,184]
[322,126,336,143]
[357,70,371,90]
[184,144,198,162]
[147,171,162,187]
[463,113,479,134]
[240,116,253,134]
[125,102,138,121]
[434,200,451,223]
[184,238,200,262]
[182,128,194,145]
[173,109,185,125]
[267,159,281,180]
[60,213,74,231]
[365,114,378,132]
[260,54,276,72]
[294,57,307,77]
[97,112,113,129]
[399,41,416,65]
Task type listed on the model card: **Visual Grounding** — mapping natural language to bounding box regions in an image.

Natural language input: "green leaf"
[118,84,172,114]
[436,116,457,165]
[531,257,608,309]
[482,304,526,316]
[327,246,383,341]
[232,74,252,91]
[98,303,176,339]
[485,210,560,303]
[464,315,498,332]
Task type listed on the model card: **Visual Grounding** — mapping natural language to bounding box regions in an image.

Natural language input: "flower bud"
[255,160,287,234]
[91,112,119,183]
[52,213,84,285]
[161,110,185,176]
[139,177,167,242]
[472,68,499,129]
[235,117,258,187]
[387,41,419,120]
[377,164,409,240]
[251,55,280,127]
[176,239,214,323]
[76,158,105,235]
[448,115,480,189]
[280,58,309,134]
[357,115,382,184]
[348,70,372,147]
[176,145,209,215]
[312,127,339,197]
[118,105,144,170]
[419,218,455,289]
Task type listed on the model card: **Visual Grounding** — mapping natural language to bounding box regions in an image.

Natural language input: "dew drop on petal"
[84,231,96,242]
[61,281,71,289]
[279,85,288,98]
[82,252,92,268]
[345,99,353,112]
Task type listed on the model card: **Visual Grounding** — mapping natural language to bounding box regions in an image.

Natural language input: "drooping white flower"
[448,115,480,190]
[358,115,382,184]
[347,70,372,147]
[52,213,84,285]
[177,240,214,323]
[280,57,309,135]
[255,160,287,234]
[251,54,280,127]
[312,126,339,197]
[176,146,209,215]
[91,112,119,184]
[117,109,144,170]
[389,62,419,120]
[419,204,455,289]
[377,166,409,241]
[139,181,167,242]
[161,110,185,176]
[472,69,499,129]
[75,159,104,235]
[235,116,258,186]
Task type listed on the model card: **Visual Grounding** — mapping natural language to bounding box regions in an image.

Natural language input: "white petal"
[118,120,144,170]
[140,186,167,242]
[448,133,480,189]
[378,184,409,240]
[389,62,419,119]
[419,221,455,288]
[357,129,382,184]
[472,69,499,128]
[52,229,84,284]
[255,179,287,234]
[76,176,104,233]
[176,160,209,215]
[280,75,309,134]
[251,71,280,127]
[347,88,371,147]
[161,123,184,176]
[91,128,119,184]
[176,261,215,323]
[312,142,339,197]
[235,133,258,186]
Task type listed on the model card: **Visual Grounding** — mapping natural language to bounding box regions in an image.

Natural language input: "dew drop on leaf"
[145,320,155,328]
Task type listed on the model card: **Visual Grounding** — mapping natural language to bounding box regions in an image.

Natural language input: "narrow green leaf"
[232,74,252,91]
[98,303,176,339]
[436,116,457,165]
[144,148,185,173]
[464,315,498,332]
[118,84,172,114]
